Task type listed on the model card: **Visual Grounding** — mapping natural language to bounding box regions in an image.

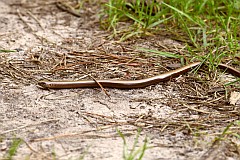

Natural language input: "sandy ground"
[0,1,239,160]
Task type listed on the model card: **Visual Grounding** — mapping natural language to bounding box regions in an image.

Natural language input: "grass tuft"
[117,128,148,160]
[101,0,240,65]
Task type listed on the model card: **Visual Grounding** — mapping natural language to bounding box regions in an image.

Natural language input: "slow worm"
[38,62,240,89]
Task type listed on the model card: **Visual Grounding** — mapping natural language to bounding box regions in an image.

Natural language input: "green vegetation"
[215,120,240,141]
[0,49,16,53]
[117,128,149,160]
[232,121,240,139]
[101,0,240,66]
[4,138,23,160]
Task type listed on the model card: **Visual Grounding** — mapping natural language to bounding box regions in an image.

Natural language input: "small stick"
[182,103,211,114]
[81,69,111,98]
[56,1,81,17]
[17,9,34,32]
[0,119,59,135]
[26,10,45,31]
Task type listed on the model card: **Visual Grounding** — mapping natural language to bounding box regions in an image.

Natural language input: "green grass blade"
[6,138,23,160]
[124,12,145,26]
[137,137,148,160]
[0,49,16,53]
[117,129,128,159]
[147,15,173,29]
[161,2,200,26]
[129,128,141,158]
